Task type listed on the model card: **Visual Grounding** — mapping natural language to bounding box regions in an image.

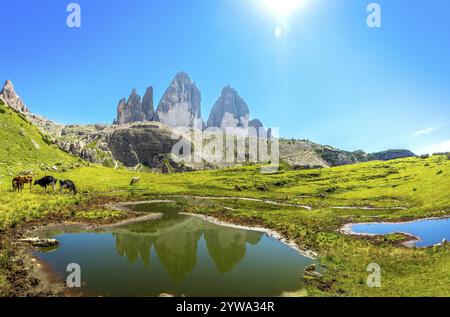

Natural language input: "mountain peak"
[156,72,202,128]
[207,86,250,129]
[4,79,13,88]
[114,87,154,125]
[0,79,29,113]
[174,71,190,80]
[221,85,235,93]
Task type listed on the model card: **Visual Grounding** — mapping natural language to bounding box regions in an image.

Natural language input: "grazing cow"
[59,180,77,195]
[34,176,58,192]
[12,175,33,192]
[130,177,140,186]
[21,175,33,191]
[12,177,23,192]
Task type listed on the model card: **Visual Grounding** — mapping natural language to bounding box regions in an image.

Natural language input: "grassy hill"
[0,100,83,177]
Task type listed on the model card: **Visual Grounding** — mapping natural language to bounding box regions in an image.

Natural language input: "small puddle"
[34,202,314,297]
[345,217,450,247]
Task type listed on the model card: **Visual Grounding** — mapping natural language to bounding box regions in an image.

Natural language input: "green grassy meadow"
[0,100,449,296]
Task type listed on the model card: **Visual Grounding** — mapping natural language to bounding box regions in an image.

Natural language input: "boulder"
[19,237,59,248]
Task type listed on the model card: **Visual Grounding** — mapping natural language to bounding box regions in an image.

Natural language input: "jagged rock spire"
[0,80,29,113]
[114,86,154,124]
[155,72,202,128]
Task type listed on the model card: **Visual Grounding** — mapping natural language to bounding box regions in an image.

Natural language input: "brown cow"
[12,175,33,192]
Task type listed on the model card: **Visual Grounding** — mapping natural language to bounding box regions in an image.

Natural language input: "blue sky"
[0,0,449,154]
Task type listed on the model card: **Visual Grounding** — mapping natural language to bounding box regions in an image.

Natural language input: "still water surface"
[35,203,314,296]
[349,218,449,247]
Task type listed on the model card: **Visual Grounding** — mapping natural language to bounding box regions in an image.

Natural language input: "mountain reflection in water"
[113,213,263,280]
[34,203,313,296]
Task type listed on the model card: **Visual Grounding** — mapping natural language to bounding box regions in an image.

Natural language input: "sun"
[264,0,303,18]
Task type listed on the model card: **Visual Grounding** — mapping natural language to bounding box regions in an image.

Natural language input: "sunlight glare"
[264,0,303,18]
[274,26,283,37]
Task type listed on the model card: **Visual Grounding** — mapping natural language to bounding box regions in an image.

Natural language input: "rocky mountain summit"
[207,86,249,129]
[114,74,265,132]
[206,85,265,131]
[0,80,63,136]
[155,72,202,128]
[0,79,417,172]
[114,87,154,124]
[0,80,29,113]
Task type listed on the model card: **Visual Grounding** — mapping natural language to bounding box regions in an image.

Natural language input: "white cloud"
[416,140,450,155]
[414,127,437,136]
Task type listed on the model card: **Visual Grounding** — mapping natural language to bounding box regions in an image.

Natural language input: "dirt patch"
[1,227,63,297]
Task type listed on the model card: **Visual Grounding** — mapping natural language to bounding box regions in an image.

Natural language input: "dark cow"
[59,180,77,195]
[12,177,24,192]
[34,176,58,192]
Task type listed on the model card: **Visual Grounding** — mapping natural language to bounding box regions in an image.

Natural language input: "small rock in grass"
[305,264,316,272]
[19,237,59,248]
[305,270,323,278]
[304,264,323,278]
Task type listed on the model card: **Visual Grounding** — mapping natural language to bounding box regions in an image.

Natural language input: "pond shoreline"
[7,198,317,297]
[108,200,318,259]
[111,200,318,259]
[339,216,450,248]
[5,196,447,297]
[182,212,317,259]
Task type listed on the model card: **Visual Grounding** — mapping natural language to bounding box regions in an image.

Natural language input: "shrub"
[0,245,11,269]
[42,135,54,145]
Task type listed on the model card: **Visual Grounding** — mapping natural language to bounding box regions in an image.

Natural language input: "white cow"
[130,177,140,186]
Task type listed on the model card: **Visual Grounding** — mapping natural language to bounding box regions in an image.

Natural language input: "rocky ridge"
[0,79,417,172]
